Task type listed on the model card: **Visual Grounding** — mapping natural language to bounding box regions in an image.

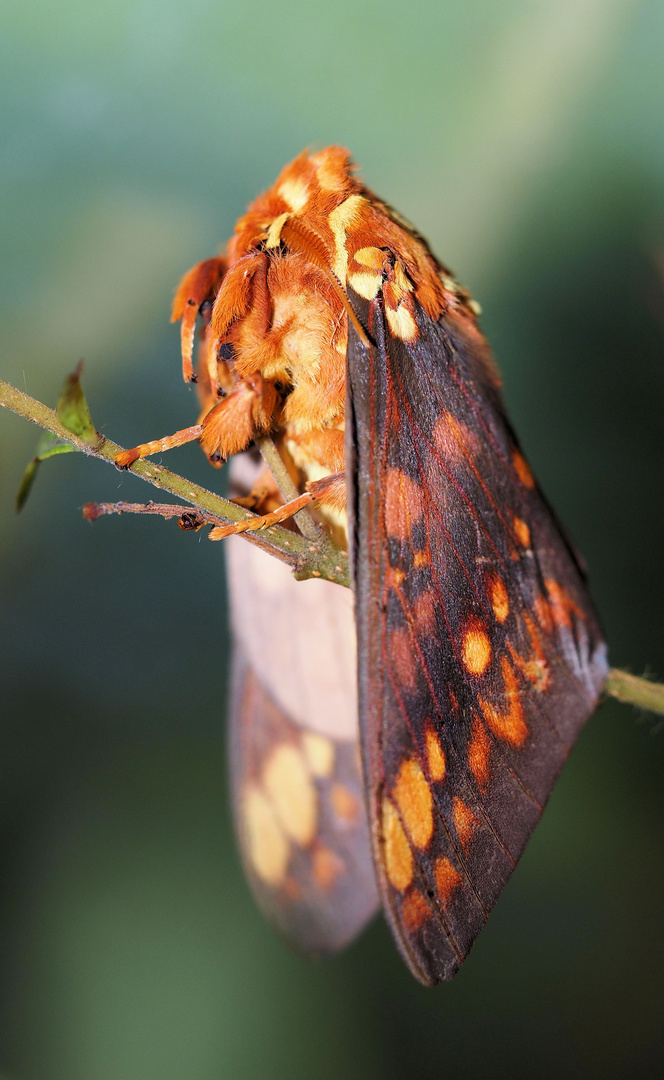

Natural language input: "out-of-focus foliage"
[0,2,663,1078]
[15,364,97,511]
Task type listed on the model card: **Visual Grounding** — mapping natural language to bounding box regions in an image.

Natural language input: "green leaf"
[56,361,98,445]
[15,363,98,511]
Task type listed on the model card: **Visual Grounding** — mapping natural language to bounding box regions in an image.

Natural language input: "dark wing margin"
[226,532,379,956]
[346,288,608,985]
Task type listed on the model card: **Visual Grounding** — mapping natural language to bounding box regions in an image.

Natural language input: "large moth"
[117,147,608,984]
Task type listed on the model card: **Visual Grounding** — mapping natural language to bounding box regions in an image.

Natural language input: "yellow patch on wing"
[263,744,317,846]
[301,732,335,778]
[479,659,529,747]
[243,784,290,887]
[393,758,434,850]
[461,619,492,676]
[265,211,290,249]
[311,147,350,192]
[425,727,446,783]
[386,304,418,341]
[328,194,366,281]
[434,856,462,905]
[348,270,382,299]
[393,260,413,294]
[353,246,386,270]
[512,448,535,489]
[277,176,310,213]
[382,797,414,892]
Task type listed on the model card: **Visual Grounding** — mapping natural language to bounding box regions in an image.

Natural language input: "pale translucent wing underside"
[226,526,378,955]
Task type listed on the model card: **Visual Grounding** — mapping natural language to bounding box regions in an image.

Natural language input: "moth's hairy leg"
[208,491,314,539]
[171,256,227,383]
[115,424,203,469]
[207,470,346,540]
[307,471,346,512]
[116,375,278,470]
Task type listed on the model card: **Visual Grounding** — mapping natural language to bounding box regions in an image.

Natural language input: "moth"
[117,148,609,984]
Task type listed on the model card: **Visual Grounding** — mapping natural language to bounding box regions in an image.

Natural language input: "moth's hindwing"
[226,532,379,955]
[346,289,609,985]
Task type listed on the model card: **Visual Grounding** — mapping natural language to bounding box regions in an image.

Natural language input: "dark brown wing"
[346,289,608,985]
[226,534,379,955]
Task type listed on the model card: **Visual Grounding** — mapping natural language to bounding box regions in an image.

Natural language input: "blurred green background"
[1,1,663,1077]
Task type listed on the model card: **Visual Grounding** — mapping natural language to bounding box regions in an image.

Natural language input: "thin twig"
[255,435,322,542]
[605,669,664,718]
[0,378,350,587]
[83,500,220,529]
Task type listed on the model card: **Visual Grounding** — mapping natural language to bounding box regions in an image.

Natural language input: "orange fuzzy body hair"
[172,146,480,476]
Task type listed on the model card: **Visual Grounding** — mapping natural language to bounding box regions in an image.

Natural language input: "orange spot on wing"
[401,888,433,934]
[534,593,554,633]
[425,727,446,782]
[462,619,492,676]
[479,659,529,747]
[384,468,423,541]
[413,589,438,637]
[382,798,414,892]
[452,796,479,849]
[393,759,434,849]
[487,571,509,623]
[413,550,429,568]
[468,715,491,789]
[545,579,584,629]
[512,448,535,489]
[509,613,550,692]
[386,566,406,591]
[512,516,531,549]
[331,783,361,824]
[432,411,477,464]
[434,856,462,906]
[283,877,301,901]
[389,626,419,690]
[312,845,344,891]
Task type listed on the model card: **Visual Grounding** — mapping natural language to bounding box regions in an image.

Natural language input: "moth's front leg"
[115,373,277,469]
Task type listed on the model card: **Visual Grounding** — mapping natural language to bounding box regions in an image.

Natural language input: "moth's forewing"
[347,291,608,985]
[226,527,379,955]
